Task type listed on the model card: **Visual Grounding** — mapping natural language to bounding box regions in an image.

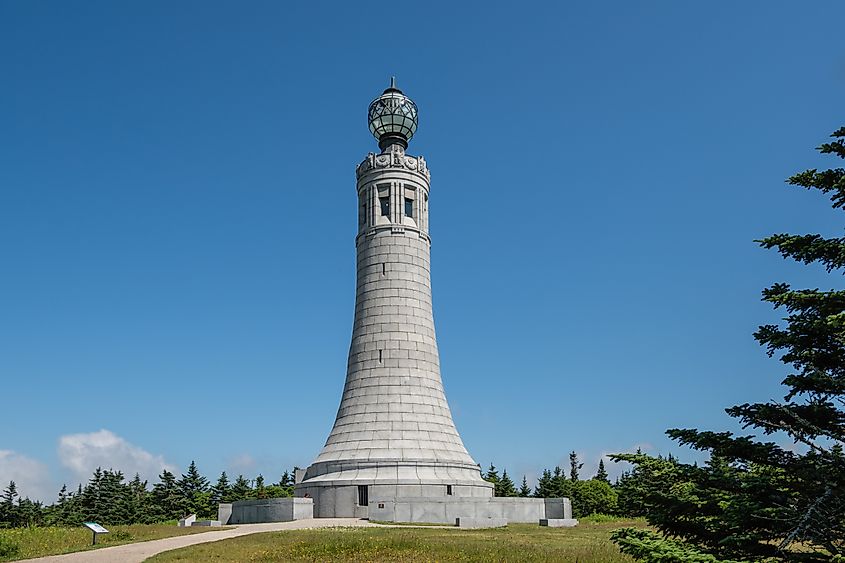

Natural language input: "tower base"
[294,461,493,518]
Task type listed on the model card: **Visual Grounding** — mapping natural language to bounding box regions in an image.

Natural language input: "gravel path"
[21,518,378,563]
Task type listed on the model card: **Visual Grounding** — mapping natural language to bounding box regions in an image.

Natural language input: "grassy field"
[148,518,647,562]
[0,523,217,561]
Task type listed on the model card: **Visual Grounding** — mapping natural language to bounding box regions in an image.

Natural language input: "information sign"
[83,522,109,545]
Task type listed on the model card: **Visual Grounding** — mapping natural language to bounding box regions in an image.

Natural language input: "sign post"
[83,522,109,545]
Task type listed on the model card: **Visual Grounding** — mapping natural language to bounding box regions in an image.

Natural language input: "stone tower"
[296,80,493,518]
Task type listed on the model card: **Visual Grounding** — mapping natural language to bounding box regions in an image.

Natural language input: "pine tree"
[613,126,845,560]
[95,469,132,524]
[278,471,291,487]
[80,467,104,522]
[254,475,267,499]
[126,473,149,524]
[178,461,211,517]
[569,451,583,482]
[211,471,232,505]
[519,475,532,497]
[276,470,295,497]
[0,481,19,527]
[534,469,553,498]
[1,481,18,506]
[16,497,44,527]
[231,475,252,501]
[47,484,70,526]
[497,469,518,497]
[595,459,609,483]
[151,470,183,521]
[483,464,501,495]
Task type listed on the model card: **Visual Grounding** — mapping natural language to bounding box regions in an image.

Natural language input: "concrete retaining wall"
[222,498,313,524]
[368,496,571,524]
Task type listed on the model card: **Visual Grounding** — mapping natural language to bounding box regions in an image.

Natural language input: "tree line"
[1,450,652,529]
[483,452,617,518]
[0,462,296,528]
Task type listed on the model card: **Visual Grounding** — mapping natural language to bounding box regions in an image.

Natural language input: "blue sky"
[1,1,843,501]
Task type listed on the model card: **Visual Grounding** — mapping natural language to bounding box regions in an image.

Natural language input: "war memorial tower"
[295,80,494,517]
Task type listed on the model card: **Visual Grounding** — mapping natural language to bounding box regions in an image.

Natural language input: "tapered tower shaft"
[295,83,491,518]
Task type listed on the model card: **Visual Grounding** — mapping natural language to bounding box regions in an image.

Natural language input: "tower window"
[404,198,413,218]
[358,485,369,506]
[379,196,390,217]
[446,485,453,496]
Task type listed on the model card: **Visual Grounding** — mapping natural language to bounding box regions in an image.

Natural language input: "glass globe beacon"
[368,79,418,150]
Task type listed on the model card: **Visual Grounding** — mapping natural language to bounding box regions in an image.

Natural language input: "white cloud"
[227,453,256,474]
[0,450,53,502]
[58,429,176,483]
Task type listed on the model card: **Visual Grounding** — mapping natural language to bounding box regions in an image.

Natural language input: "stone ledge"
[456,517,507,529]
[539,518,579,528]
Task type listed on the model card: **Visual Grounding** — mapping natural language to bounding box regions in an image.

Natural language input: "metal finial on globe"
[368,78,418,151]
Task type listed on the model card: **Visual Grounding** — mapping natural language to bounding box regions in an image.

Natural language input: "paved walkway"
[23,518,379,563]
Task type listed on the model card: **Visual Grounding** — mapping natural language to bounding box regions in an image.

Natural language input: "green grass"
[369,520,454,527]
[148,519,648,562]
[0,523,220,561]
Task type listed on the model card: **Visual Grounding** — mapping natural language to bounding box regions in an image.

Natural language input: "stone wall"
[221,498,313,524]
[368,496,572,524]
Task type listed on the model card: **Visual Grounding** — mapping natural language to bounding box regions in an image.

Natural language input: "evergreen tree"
[47,484,70,526]
[16,497,44,527]
[569,451,583,482]
[99,469,130,524]
[211,471,232,505]
[613,126,845,561]
[178,461,211,517]
[126,473,149,524]
[231,474,252,501]
[519,475,532,497]
[277,471,288,487]
[254,474,267,499]
[1,481,18,506]
[151,470,183,521]
[483,464,500,495]
[533,469,554,498]
[79,467,104,522]
[0,481,19,527]
[276,470,295,497]
[595,459,609,483]
[497,470,518,497]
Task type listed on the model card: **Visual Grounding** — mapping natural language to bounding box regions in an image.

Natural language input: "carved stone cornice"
[356,145,430,180]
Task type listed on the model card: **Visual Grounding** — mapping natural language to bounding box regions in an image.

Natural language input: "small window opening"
[446,485,453,496]
[379,196,390,217]
[358,485,369,506]
[404,198,413,218]
[382,263,386,276]
[378,349,383,363]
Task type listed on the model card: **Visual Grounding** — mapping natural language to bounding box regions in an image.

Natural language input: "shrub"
[0,536,20,557]
[572,479,618,517]
[611,528,741,563]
